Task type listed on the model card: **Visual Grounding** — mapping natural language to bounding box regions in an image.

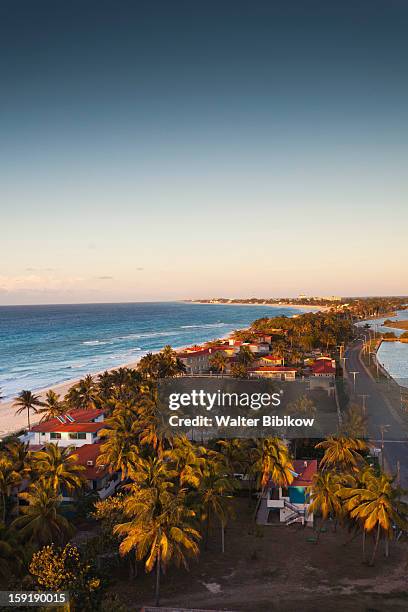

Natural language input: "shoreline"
[0,303,323,437]
[186,301,329,312]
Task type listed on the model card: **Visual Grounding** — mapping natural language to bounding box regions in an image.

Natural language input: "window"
[50,432,61,439]
[68,432,87,440]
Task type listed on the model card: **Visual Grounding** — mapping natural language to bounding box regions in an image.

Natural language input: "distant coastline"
[185,300,329,312]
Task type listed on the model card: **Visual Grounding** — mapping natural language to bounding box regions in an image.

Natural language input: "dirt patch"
[109,498,408,611]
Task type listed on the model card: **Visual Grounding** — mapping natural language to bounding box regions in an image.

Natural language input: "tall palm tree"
[209,351,228,377]
[114,487,200,606]
[307,471,342,539]
[97,408,141,479]
[251,437,294,490]
[199,453,235,552]
[338,469,408,565]
[13,390,43,430]
[0,456,22,521]
[12,483,73,548]
[33,444,85,495]
[251,438,294,520]
[316,437,368,472]
[36,390,65,423]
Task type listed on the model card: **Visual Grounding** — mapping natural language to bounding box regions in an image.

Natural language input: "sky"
[1,0,407,305]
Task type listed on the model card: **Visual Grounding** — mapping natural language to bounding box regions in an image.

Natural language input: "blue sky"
[1,1,407,304]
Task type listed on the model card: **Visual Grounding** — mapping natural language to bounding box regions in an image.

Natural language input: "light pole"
[380,424,390,471]
[350,371,359,393]
[358,394,369,415]
[370,352,379,378]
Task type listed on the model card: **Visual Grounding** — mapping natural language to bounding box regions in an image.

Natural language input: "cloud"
[0,274,84,292]
[96,276,114,280]
[25,267,57,272]
[136,267,144,271]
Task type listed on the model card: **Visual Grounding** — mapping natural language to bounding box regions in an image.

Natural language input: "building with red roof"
[66,443,121,500]
[248,365,297,381]
[258,459,318,526]
[30,408,105,447]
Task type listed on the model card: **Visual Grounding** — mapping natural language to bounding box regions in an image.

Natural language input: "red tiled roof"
[261,355,283,361]
[178,348,211,358]
[248,366,297,372]
[32,408,104,432]
[291,460,318,486]
[311,360,335,374]
[69,443,109,480]
[33,421,104,433]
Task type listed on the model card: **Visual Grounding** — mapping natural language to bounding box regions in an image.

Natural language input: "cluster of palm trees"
[0,438,86,581]
[308,436,408,565]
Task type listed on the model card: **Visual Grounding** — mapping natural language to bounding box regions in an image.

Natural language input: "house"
[66,443,121,501]
[259,459,318,526]
[248,366,297,381]
[256,354,284,367]
[311,358,336,377]
[30,408,105,447]
[177,347,212,374]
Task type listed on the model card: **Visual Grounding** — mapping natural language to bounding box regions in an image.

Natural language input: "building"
[30,408,105,447]
[311,358,336,377]
[256,354,284,367]
[66,443,121,501]
[258,460,318,526]
[248,366,297,381]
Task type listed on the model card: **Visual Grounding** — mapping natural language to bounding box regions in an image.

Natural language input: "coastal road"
[344,339,408,488]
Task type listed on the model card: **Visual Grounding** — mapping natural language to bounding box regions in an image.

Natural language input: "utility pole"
[380,424,390,472]
[358,394,369,415]
[350,371,359,394]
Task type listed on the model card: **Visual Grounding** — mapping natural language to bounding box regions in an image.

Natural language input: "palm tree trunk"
[27,407,31,430]
[369,524,381,566]
[205,506,211,550]
[385,537,389,558]
[221,520,225,553]
[155,550,161,607]
[362,529,367,563]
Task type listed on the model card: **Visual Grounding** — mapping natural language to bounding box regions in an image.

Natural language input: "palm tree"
[209,351,228,377]
[164,436,206,488]
[13,390,43,430]
[237,346,255,367]
[97,408,141,479]
[33,444,85,495]
[0,522,24,579]
[251,437,294,519]
[199,454,235,552]
[4,438,32,479]
[12,482,74,547]
[251,437,294,490]
[341,404,368,438]
[65,375,99,410]
[338,469,408,565]
[157,345,186,378]
[316,437,368,472]
[0,456,22,521]
[287,395,316,416]
[230,362,248,379]
[307,471,342,540]
[36,390,65,422]
[114,488,200,606]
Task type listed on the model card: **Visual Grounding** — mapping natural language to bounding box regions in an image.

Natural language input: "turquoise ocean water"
[0,302,312,399]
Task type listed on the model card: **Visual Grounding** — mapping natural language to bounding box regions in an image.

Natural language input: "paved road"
[344,338,408,488]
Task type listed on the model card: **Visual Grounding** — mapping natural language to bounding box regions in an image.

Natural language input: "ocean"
[0,301,312,399]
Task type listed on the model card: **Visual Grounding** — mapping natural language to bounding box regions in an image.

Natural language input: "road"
[344,338,408,488]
